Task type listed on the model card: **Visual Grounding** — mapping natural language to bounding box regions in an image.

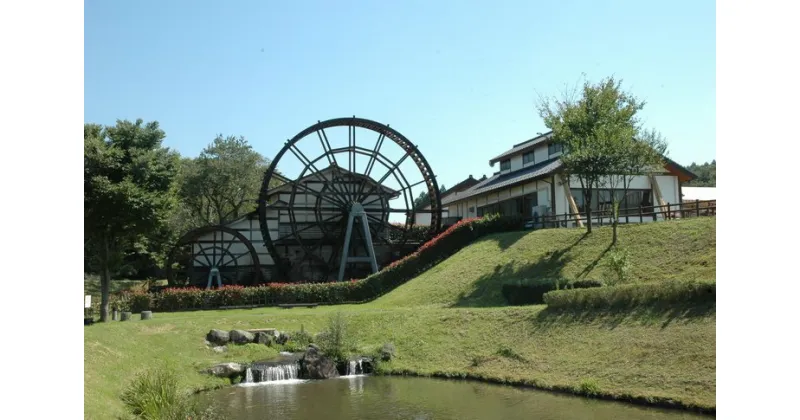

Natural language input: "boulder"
[212,346,227,353]
[380,342,396,361]
[300,345,339,379]
[255,332,274,346]
[276,331,290,345]
[206,329,230,345]
[207,362,245,378]
[230,329,256,344]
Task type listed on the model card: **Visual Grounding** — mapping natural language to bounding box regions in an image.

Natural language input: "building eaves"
[487,131,553,166]
[442,158,563,206]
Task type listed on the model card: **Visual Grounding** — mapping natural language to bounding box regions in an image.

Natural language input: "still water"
[199,375,710,420]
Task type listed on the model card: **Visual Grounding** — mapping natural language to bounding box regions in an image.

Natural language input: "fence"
[530,199,716,230]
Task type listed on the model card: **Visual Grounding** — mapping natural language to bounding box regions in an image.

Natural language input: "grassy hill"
[84,218,716,419]
[376,217,715,308]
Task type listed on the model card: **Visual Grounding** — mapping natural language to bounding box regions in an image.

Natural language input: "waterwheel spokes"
[166,225,261,288]
[258,117,443,282]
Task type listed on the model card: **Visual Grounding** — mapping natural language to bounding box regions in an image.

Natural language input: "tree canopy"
[176,135,274,231]
[538,76,668,236]
[84,119,180,321]
[684,160,716,187]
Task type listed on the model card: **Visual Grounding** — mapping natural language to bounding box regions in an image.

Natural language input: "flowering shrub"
[130,214,525,312]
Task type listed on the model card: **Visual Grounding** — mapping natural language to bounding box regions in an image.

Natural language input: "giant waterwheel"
[166,225,262,288]
[257,117,442,282]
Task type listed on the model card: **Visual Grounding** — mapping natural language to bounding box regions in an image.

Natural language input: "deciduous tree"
[84,119,180,321]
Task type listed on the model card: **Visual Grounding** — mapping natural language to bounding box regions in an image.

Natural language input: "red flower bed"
[128,214,524,312]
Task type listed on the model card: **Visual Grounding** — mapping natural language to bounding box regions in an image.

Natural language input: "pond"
[199,375,710,420]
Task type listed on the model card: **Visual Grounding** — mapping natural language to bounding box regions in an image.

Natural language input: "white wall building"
[441,132,697,227]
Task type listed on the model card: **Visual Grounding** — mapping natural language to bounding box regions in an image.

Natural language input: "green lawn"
[84,218,716,419]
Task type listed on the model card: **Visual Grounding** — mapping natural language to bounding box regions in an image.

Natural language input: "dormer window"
[548,143,563,156]
[500,159,511,171]
[523,151,535,165]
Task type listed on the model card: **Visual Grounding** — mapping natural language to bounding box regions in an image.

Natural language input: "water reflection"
[199,376,709,420]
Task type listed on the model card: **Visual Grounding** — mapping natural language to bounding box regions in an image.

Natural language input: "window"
[477,194,539,218]
[570,189,654,215]
[548,143,563,155]
[500,159,511,171]
[523,151,535,165]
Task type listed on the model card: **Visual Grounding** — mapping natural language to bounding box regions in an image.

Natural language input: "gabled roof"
[442,158,563,206]
[488,131,553,166]
[265,163,400,197]
[422,174,485,210]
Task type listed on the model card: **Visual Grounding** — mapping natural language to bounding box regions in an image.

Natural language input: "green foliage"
[129,215,526,311]
[496,346,527,363]
[413,184,447,210]
[84,119,180,320]
[538,76,667,235]
[605,248,632,285]
[120,367,222,420]
[285,325,314,351]
[684,160,716,187]
[380,342,396,361]
[317,311,353,361]
[577,378,601,396]
[501,278,602,305]
[176,135,277,229]
[543,280,716,310]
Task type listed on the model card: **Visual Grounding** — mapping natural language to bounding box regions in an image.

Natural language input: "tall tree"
[684,160,716,187]
[538,76,645,233]
[84,119,180,321]
[177,135,277,229]
[604,128,668,245]
[413,185,447,210]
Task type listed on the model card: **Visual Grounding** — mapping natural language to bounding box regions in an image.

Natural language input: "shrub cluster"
[118,214,526,312]
[542,280,716,310]
[501,278,603,306]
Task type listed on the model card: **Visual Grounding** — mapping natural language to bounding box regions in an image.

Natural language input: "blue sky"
[85,0,715,190]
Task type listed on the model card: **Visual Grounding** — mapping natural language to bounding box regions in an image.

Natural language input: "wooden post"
[648,175,667,220]
[639,206,643,223]
[696,199,701,217]
[559,174,583,228]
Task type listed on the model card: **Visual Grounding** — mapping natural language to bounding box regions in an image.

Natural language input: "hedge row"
[501,278,604,306]
[114,214,526,312]
[542,280,716,310]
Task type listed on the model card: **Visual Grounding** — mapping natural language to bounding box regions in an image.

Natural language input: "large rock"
[276,331,290,345]
[300,346,339,379]
[255,332,274,346]
[206,329,230,345]
[207,362,245,378]
[230,329,256,344]
[380,342,396,361]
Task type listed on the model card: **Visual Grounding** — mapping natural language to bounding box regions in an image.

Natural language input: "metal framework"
[165,225,261,288]
[257,117,442,282]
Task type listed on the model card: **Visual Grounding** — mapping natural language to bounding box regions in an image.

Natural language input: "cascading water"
[241,362,300,385]
[345,359,364,376]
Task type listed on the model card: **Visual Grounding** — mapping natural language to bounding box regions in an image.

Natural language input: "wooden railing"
[529,199,716,229]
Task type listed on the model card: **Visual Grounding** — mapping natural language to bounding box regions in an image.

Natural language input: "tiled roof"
[487,131,553,166]
[441,158,563,205]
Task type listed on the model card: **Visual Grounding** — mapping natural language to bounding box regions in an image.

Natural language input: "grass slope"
[375,218,715,308]
[84,218,716,419]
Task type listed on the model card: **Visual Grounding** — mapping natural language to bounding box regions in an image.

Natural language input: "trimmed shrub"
[543,280,716,310]
[501,278,603,306]
[134,214,526,312]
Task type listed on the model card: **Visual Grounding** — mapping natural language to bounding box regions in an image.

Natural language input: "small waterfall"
[345,359,365,376]
[241,362,300,385]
